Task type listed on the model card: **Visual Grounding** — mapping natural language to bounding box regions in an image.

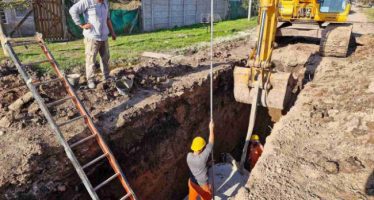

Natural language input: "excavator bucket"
[233,67,295,110]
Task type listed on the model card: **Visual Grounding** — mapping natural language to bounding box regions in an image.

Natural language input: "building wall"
[142,0,229,31]
[1,5,36,37]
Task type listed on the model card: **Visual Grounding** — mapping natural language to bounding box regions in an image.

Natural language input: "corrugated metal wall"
[142,0,229,31]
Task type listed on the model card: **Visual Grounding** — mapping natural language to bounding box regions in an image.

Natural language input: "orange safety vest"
[248,143,263,170]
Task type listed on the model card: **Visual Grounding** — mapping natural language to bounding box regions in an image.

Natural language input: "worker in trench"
[247,134,264,170]
[187,121,214,200]
[69,0,116,89]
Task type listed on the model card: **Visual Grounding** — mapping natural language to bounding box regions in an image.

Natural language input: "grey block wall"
[142,0,229,31]
[2,8,36,37]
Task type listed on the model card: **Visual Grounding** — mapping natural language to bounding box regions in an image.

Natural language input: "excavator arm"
[234,0,294,110]
[236,0,295,170]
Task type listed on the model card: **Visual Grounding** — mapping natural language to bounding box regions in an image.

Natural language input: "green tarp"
[229,1,248,19]
[110,9,139,34]
[64,0,140,38]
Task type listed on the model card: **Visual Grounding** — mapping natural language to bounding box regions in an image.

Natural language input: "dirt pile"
[0,36,264,199]
[233,33,374,199]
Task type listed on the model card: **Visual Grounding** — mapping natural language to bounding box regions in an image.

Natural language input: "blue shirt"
[69,0,110,41]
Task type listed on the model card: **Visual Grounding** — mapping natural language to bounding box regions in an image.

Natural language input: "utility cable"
[210,0,215,199]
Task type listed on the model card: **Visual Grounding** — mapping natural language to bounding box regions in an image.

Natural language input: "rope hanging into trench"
[209,0,215,199]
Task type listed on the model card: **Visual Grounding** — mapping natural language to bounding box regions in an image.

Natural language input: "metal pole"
[210,0,215,199]
[248,0,252,20]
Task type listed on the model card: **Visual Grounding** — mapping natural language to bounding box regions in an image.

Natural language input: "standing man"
[247,134,264,170]
[69,0,116,89]
[187,121,214,200]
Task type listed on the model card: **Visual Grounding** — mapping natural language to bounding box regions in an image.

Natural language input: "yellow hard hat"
[191,136,206,151]
[250,134,260,141]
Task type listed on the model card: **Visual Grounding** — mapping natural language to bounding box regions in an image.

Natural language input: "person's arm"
[259,144,264,151]
[107,18,116,40]
[208,120,214,145]
[69,0,91,29]
[200,120,215,160]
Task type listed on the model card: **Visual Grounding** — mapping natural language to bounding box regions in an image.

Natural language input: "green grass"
[0,18,256,74]
[363,8,374,21]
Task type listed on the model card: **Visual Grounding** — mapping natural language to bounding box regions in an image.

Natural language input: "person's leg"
[85,38,99,88]
[200,184,212,200]
[188,179,199,200]
[98,40,110,81]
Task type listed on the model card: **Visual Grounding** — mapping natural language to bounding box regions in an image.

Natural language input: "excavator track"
[320,23,353,57]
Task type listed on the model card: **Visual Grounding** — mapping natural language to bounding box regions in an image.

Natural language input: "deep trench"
[73,68,282,200]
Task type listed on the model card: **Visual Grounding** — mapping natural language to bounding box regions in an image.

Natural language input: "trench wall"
[1,63,280,199]
[103,67,251,199]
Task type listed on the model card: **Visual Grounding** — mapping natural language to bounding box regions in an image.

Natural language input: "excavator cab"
[319,0,348,13]
[277,0,353,57]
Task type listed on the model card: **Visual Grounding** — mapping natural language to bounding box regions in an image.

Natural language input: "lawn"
[363,8,374,21]
[0,18,256,74]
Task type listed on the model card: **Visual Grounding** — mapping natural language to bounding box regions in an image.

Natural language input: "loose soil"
[232,6,374,200]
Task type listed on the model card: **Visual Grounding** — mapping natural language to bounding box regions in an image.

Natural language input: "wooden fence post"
[0,17,9,57]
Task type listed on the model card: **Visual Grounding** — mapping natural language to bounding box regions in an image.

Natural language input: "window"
[0,8,6,24]
[319,0,346,13]
[0,0,6,24]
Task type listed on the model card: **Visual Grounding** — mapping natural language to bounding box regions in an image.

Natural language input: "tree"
[0,0,30,9]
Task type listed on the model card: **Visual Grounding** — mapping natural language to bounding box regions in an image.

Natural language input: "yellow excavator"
[235,0,352,169]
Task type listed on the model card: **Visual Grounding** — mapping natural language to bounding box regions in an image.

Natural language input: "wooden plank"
[61,0,68,39]
[141,52,173,59]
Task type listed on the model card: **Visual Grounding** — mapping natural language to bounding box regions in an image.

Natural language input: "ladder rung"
[70,134,96,148]
[120,193,132,200]
[82,153,108,170]
[33,77,63,87]
[46,96,73,107]
[57,115,86,127]
[10,40,39,47]
[94,173,119,191]
[23,59,50,67]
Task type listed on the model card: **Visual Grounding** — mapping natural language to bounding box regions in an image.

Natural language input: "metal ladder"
[3,33,137,200]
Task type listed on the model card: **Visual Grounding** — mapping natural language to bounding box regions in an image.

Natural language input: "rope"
[210,0,215,199]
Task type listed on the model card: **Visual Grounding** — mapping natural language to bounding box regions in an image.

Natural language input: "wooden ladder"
[3,33,137,200]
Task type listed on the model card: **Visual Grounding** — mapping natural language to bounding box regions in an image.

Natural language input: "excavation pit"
[0,38,311,199]
[65,65,283,199]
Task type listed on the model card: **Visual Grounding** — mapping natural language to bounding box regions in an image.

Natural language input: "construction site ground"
[1,6,374,200]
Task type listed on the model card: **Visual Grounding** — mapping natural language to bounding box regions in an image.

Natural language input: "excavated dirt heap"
[234,34,374,199]
[0,40,261,199]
